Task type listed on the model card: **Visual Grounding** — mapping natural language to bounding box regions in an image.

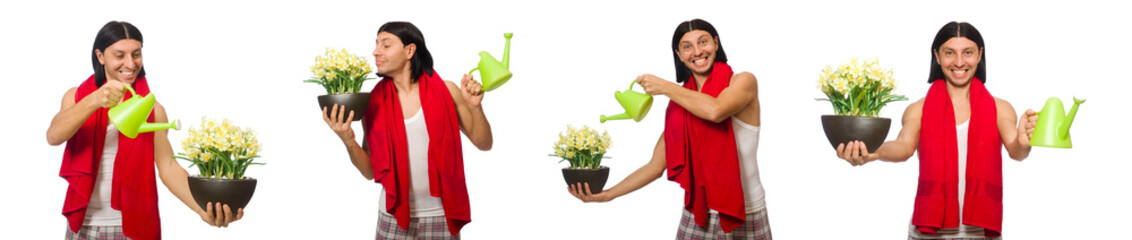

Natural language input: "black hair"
[92,21,145,86]
[671,19,728,84]
[928,21,986,83]
[376,21,434,82]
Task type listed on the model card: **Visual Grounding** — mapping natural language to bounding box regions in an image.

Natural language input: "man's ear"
[405,43,416,60]
[95,49,105,65]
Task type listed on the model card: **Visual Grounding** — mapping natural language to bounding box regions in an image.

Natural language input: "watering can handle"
[467,68,485,86]
[123,85,139,97]
[629,80,640,91]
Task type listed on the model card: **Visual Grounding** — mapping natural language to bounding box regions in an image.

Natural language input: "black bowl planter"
[821,115,891,153]
[318,93,371,122]
[562,167,610,194]
[187,176,257,211]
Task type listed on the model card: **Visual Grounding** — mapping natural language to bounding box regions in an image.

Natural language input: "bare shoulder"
[443,80,460,91]
[443,80,462,100]
[993,97,1015,111]
[153,101,168,122]
[732,71,757,84]
[903,98,926,120]
[993,97,1019,119]
[59,87,79,109]
[730,71,757,91]
[62,87,78,100]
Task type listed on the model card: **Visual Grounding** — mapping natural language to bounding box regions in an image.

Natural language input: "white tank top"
[85,125,123,226]
[732,117,767,213]
[710,117,767,214]
[379,109,445,217]
[908,120,987,238]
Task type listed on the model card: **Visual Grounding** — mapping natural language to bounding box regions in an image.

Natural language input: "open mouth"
[950,69,968,78]
[691,57,708,66]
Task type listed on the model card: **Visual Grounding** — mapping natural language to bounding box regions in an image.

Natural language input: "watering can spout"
[600,113,631,123]
[502,32,512,69]
[139,120,181,133]
[1059,97,1085,138]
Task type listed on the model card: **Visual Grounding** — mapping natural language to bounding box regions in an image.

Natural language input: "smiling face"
[96,39,143,85]
[934,37,982,86]
[675,30,719,78]
[372,32,415,77]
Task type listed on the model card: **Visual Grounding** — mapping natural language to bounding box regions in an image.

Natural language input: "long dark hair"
[671,19,728,84]
[376,21,434,82]
[928,21,986,83]
[91,21,145,86]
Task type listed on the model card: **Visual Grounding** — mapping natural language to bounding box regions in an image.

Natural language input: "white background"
[2,0,1129,239]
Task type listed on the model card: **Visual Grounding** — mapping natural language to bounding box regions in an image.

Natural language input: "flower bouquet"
[304,48,375,121]
[174,117,263,211]
[816,57,908,153]
[550,125,612,193]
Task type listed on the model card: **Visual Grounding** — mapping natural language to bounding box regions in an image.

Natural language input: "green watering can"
[108,85,180,138]
[1030,97,1085,148]
[600,81,653,123]
[469,33,513,92]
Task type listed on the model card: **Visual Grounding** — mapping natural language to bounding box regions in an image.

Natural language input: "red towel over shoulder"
[664,62,747,232]
[364,71,471,236]
[60,74,161,240]
[914,78,1003,237]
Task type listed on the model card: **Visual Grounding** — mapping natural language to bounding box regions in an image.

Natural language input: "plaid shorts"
[65,225,129,240]
[677,209,773,240]
[908,236,1001,240]
[376,211,460,240]
[907,222,1001,240]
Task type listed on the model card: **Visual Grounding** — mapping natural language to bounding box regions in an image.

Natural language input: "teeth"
[693,59,705,64]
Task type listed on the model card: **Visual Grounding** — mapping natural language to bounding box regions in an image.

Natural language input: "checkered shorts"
[65,225,129,240]
[908,236,1001,240]
[376,211,460,240]
[677,209,773,240]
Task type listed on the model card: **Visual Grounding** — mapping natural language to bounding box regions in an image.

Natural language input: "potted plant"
[174,117,263,211]
[551,125,612,193]
[816,57,908,153]
[304,48,375,121]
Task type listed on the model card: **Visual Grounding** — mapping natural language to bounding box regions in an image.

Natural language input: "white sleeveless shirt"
[732,117,767,213]
[379,109,445,217]
[85,125,123,226]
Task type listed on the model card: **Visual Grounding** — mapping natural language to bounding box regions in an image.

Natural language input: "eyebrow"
[111,49,138,54]
[681,35,711,44]
[941,46,977,51]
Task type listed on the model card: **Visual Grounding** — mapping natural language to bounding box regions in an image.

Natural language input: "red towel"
[60,74,161,240]
[364,71,471,236]
[664,62,746,232]
[915,78,1003,237]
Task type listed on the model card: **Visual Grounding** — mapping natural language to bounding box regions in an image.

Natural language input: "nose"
[954,53,968,68]
[122,55,137,69]
[372,47,381,58]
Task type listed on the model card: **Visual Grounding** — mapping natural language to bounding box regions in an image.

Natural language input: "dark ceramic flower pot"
[187,176,257,211]
[318,93,371,122]
[821,115,891,153]
[562,167,610,194]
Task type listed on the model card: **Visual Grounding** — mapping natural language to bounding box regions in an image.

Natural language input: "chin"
[945,77,972,86]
